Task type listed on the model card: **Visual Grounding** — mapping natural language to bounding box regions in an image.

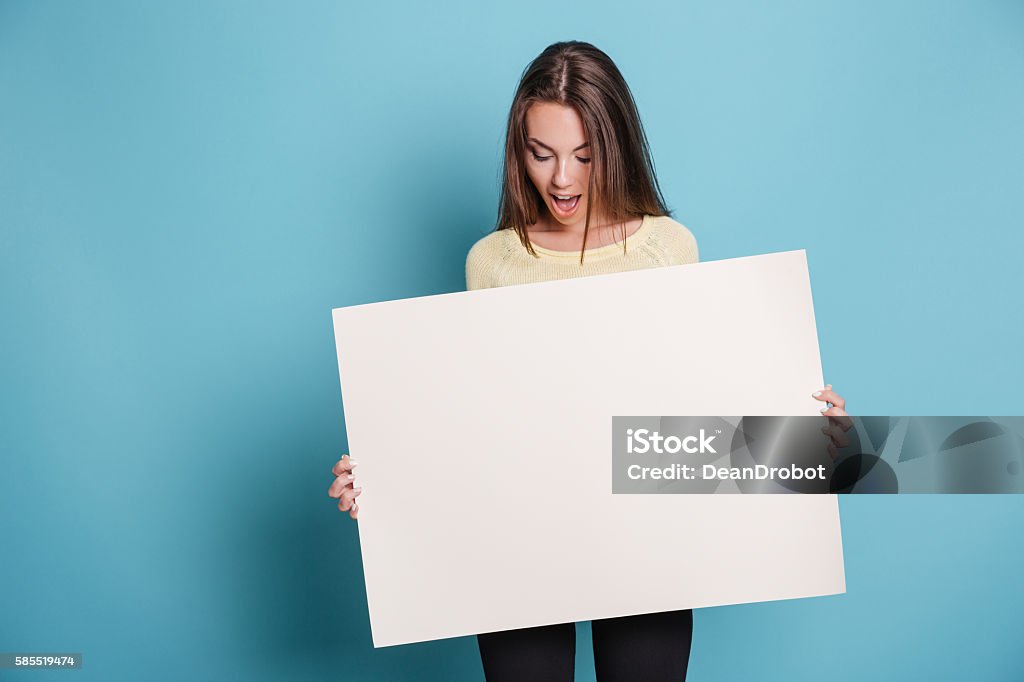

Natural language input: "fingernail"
[349,460,358,467]
[347,474,355,481]
[354,486,363,492]
[812,391,822,397]
[825,384,832,389]
[820,406,829,412]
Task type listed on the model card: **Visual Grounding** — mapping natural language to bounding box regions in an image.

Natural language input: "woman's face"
[524,102,593,229]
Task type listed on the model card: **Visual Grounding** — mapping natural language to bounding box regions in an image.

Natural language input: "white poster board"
[333,250,845,647]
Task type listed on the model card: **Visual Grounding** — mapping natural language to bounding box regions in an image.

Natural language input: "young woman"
[328,41,849,681]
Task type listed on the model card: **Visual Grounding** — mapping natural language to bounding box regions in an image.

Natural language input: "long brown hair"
[496,41,671,263]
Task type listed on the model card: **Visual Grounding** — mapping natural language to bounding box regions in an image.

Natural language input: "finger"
[821,406,848,418]
[821,424,850,448]
[813,388,846,411]
[332,454,359,477]
[827,414,854,432]
[350,501,359,520]
[338,486,361,509]
[338,486,363,511]
[328,473,356,498]
[826,391,845,411]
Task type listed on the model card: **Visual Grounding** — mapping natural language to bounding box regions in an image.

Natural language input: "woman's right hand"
[328,454,361,519]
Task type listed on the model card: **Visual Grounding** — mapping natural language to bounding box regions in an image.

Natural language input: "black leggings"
[477,609,693,681]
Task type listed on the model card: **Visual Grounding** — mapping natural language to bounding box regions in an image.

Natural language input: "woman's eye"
[531,153,552,162]
[576,157,591,164]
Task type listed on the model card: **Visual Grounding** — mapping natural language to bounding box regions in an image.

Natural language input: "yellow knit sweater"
[465,214,699,290]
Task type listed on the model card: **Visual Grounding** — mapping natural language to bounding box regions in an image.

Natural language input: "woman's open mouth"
[551,193,581,217]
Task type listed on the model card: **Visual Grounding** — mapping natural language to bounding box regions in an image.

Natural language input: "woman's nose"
[553,158,571,188]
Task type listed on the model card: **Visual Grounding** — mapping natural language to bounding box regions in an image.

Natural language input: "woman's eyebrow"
[528,137,590,152]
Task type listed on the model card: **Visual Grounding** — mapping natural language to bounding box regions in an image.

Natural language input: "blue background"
[2,1,1022,680]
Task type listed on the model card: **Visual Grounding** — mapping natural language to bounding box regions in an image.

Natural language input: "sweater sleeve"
[465,239,489,291]
[669,221,700,265]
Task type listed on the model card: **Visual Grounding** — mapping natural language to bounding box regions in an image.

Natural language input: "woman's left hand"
[812,384,852,460]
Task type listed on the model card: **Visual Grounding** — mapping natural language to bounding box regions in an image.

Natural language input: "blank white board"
[333,250,845,647]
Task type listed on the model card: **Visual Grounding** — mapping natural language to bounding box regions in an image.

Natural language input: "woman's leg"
[477,622,576,682]
[591,609,693,682]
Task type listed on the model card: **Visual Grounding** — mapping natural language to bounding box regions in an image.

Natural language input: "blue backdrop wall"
[2,1,1022,680]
